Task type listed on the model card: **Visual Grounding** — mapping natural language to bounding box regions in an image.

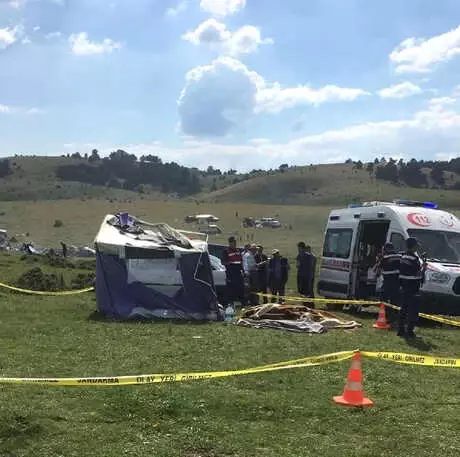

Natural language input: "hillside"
[0,156,458,208]
[202,164,460,208]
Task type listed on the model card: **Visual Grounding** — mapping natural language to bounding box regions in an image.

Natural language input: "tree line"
[349,157,460,190]
[56,150,201,195]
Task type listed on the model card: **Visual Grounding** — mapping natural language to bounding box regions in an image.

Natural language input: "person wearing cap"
[255,245,269,304]
[243,244,259,305]
[222,236,245,307]
[268,249,290,304]
[377,242,401,324]
[398,237,425,338]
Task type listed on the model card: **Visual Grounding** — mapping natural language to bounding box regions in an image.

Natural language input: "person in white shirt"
[243,244,258,305]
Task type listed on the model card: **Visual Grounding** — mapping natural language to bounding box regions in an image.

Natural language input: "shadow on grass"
[87,310,218,326]
[404,336,437,351]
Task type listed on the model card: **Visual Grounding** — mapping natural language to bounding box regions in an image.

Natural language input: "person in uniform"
[296,242,313,297]
[268,249,290,304]
[377,242,401,324]
[398,237,425,338]
[222,236,245,307]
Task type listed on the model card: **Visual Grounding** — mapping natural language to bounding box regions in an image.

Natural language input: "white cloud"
[378,81,422,99]
[7,0,23,8]
[26,107,45,114]
[33,26,40,32]
[0,105,44,115]
[200,0,246,17]
[69,32,121,55]
[0,25,23,50]
[256,84,370,113]
[390,25,460,73]
[429,96,456,106]
[183,19,273,56]
[166,0,188,17]
[21,36,31,44]
[46,31,62,39]
[63,103,460,171]
[178,57,262,136]
[5,0,64,7]
[178,56,370,136]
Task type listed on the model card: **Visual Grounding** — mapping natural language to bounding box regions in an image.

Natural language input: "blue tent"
[94,214,222,321]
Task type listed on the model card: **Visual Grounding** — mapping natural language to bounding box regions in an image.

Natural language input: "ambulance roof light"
[394,199,438,209]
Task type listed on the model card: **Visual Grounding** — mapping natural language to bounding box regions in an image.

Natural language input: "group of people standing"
[222,237,317,307]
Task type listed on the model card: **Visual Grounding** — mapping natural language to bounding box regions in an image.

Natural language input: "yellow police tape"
[1,349,459,386]
[384,302,460,328]
[0,282,94,296]
[256,292,382,305]
[257,292,460,328]
[0,350,355,386]
[363,351,460,368]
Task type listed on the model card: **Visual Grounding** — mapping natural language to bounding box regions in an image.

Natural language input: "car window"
[323,229,353,259]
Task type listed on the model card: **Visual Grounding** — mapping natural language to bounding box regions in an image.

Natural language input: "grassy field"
[0,266,459,456]
[0,199,459,456]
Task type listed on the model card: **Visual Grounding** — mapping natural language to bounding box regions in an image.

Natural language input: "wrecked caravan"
[94,213,221,320]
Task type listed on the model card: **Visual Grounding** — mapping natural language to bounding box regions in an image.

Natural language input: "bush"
[16,267,61,291]
[71,272,95,289]
[53,219,64,228]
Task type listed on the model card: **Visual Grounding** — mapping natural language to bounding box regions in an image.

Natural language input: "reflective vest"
[381,253,401,279]
[400,252,423,290]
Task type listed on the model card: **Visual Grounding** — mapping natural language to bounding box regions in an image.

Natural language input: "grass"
[0,198,459,456]
[0,253,459,456]
[1,291,459,456]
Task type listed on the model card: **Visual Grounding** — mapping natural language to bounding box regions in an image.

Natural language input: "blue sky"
[1,0,460,171]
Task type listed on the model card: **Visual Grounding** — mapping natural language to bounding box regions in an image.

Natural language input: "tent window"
[323,229,353,259]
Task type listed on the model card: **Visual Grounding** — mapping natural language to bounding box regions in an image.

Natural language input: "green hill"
[0,156,459,208]
[202,164,460,208]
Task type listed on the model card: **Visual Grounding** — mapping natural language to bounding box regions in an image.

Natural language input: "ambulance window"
[323,229,353,258]
[390,233,405,252]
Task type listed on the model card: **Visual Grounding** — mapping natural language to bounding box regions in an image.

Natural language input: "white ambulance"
[318,200,460,314]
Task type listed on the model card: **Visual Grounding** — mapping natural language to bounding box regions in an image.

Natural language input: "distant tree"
[354,160,363,170]
[140,154,162,164]
[0,159,12,178]
[430,164,445,186]
[398,158,404,167]
[89,149,100,163]
[345,158,353,164]
[376,162,398,183]
[84,153,88,160]
[374,157,379,164]
[71,152,82,159]
[399,161,427,188]
[366,162,374,174]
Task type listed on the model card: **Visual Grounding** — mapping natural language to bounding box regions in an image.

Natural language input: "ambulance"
[318,200,460,314]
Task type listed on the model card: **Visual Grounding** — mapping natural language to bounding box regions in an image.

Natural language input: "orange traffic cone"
[373,303,391,329]
[333,351,374,407]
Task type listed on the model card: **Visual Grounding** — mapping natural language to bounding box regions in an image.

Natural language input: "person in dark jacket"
[398,237,425,338]
[222,236,245,307]
[305,245,317,298]
[268,249,289,303]
[377,242,401,324]
[296,242,314,297]
[255,245,268,304]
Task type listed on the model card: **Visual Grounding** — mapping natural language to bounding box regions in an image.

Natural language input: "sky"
[1,0,460,171]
